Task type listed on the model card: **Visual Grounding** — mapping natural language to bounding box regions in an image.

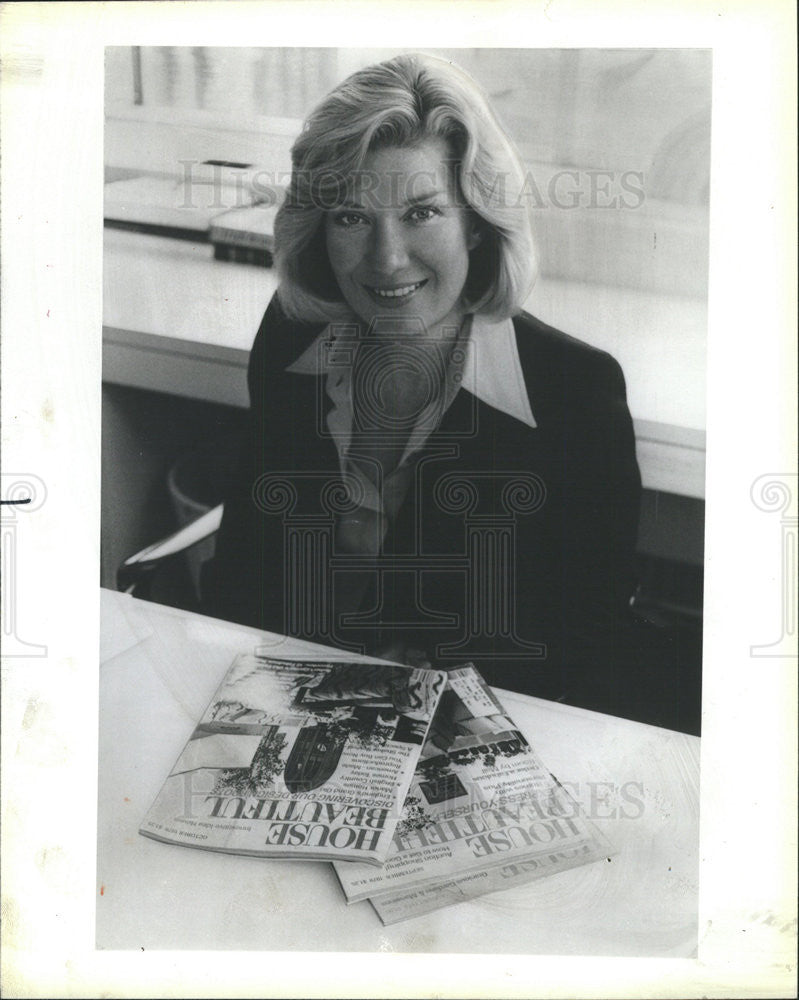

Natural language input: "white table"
[97,588,700,955]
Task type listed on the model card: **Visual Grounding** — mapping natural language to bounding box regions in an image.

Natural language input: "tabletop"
[97,588,700,955]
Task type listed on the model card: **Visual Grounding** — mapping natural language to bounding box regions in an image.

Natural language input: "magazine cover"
[140,654,447,864]
[334,664,612,898]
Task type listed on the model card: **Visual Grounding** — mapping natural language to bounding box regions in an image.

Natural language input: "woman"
[204,53,651,713]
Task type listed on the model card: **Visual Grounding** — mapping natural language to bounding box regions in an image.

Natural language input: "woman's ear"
[467,222,484,251]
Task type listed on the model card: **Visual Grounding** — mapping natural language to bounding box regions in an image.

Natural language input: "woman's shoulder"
[512,309,625,384]
[248,293,327,385]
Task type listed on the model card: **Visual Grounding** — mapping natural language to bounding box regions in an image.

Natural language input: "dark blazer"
[203,293,644,696]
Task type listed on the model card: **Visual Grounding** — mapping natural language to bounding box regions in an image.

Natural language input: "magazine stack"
[141,654,611,922]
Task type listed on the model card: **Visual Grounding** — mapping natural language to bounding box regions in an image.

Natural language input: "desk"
[97,589,700,955]
[102,228,706,499]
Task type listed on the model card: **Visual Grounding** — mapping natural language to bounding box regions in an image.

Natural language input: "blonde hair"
[274,53,537,323]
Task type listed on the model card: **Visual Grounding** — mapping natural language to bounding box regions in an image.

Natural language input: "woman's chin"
[348,305,467,341]
[353,312,432,338]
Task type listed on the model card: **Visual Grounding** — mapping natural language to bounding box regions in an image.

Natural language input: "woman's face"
[324,137,479,337]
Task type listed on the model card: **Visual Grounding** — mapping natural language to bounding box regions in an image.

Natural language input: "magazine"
[140,653,447,865]
[370,822,612,925]
[333,664,613,904]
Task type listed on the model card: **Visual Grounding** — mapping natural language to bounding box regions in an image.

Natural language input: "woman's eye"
[407,206,440,223]
[332,211,367,228]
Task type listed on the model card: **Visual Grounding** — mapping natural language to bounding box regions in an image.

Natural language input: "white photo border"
[1,1,796,997]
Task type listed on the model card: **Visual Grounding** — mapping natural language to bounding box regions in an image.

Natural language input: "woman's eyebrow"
[334,189,445,211]
[402,189,444,206]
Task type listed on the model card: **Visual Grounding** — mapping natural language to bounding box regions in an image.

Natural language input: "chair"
[117,503,224,599]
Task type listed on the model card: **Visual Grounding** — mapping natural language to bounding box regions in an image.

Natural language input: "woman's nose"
[369,220,409,274]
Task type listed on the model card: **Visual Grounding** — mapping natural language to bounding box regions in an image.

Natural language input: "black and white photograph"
[98,43,707,953]
[0,3,796,998]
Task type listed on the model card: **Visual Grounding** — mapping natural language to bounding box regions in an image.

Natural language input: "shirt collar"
[286,313,537,430]
[460,314,537,429]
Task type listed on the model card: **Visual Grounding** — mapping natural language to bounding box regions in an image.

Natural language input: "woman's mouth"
[365,280,427,300]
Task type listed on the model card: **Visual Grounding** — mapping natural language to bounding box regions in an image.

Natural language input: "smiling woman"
[201,52,700,733]
[323,140,478,338]
[272,54,542,324]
